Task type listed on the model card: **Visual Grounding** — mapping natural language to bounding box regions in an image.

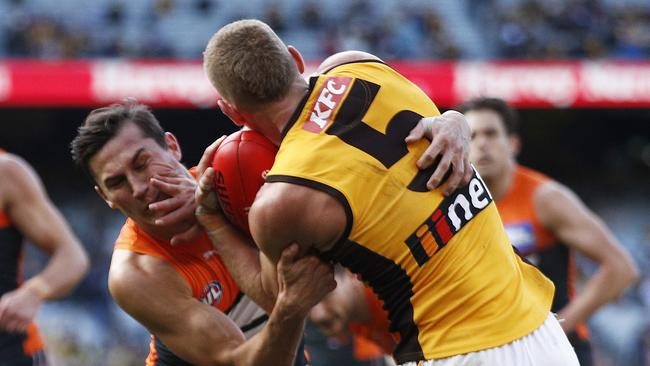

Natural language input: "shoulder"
[109,250,190,309]
[515,165,551,187]
[316,51,383,74]
[0,153,38,187]
[0,154,45,207]
[533,180,584,228]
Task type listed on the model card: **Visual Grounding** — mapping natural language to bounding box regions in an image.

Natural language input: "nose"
[472,133,490,151]
[130,176,149,199]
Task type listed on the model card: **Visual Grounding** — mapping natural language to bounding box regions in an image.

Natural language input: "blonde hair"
[204,19,298,110]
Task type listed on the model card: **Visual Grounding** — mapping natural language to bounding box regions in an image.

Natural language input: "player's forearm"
[24,240,89,300]
[229,294,306,366]
[206,225,275,312]
[558,258,638,331]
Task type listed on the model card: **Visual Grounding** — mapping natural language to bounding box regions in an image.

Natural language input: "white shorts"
[399,313,580,366]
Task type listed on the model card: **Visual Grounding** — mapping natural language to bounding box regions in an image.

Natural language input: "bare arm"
[535,181,639,332]
[110,246,334,366]
[0,155,89,332]
[249,182,347,297]
[194,166,276,313]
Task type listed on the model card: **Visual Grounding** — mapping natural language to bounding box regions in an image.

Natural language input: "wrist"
[275,292,309,321]
[22,278,49,301]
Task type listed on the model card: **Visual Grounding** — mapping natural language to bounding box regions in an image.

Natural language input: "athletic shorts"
[398,313,579,366]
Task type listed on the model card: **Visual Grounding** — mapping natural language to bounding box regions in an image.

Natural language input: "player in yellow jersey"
[201,19,579,365]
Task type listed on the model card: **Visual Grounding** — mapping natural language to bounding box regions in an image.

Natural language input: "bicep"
[248,183,347,264]
[110,254,245,365]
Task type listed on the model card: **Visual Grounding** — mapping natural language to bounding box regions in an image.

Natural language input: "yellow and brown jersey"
[497,165,589,342]
[0,150,45,365]
[267,61,554,363]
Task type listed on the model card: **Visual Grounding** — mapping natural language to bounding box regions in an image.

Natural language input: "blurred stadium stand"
[0,0,648,59]
[0,0,648,365]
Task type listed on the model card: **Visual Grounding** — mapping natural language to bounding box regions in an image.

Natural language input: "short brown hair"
[203,19,298,110]
[457,97,519,135]
[70,100,166,180]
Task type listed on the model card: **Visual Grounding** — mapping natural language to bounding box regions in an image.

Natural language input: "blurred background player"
[0,150,89,366]
[70,101,328,366]
[309,267,395,366]
[460,97,640,366]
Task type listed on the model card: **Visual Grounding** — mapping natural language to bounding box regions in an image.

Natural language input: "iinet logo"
[404,170,493,266]
[303,76,352,133]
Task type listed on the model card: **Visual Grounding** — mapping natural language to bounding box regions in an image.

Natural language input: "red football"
[212,129,278,236]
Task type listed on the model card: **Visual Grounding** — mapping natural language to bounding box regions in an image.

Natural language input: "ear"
[95,185,116,209]
[164,132,182,161]
[217,98,248,127]
[288,46,305,74]
[509,134,521,157]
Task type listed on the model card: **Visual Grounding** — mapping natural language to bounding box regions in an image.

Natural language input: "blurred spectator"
[265,3,287,34]
[0,0,648,60]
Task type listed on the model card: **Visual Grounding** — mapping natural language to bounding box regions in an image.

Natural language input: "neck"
[249,79,309,146]
[484,160,516,201]
[138,220,194,243]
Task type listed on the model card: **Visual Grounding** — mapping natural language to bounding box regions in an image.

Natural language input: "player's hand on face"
[405,110,473,196]
[157,136,227,245]
[149,174,198,226]
[0,287,43,333]
[277,244,337,316]
[149,173,201,245]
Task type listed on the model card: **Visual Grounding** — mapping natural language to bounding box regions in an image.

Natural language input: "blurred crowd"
[476,0,650,59]
[2,0,649,365]
[1,0,649,60]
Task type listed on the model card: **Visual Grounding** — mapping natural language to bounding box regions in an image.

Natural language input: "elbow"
[78,249,91,278]
[606,256,640,293]
[69,240,91,282]
[625,260,641,286]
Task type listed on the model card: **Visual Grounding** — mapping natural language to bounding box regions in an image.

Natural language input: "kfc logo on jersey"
[405,170,493,266]
[200,281,223,306]
[303,76,352,133]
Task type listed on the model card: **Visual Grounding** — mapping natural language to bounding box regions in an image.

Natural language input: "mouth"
[476,156,493,165]
[144,191,167,213]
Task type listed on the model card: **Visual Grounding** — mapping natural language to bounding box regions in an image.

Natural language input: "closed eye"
[105,176,125,189]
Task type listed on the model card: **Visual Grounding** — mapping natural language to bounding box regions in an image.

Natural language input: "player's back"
[267,61,554,363]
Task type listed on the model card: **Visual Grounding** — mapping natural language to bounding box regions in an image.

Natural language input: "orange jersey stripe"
[349,285,396,356]
[22,323,44,355]
[496,165,555,251]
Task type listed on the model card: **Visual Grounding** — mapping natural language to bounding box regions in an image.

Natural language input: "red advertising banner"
[1,60,649,108]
